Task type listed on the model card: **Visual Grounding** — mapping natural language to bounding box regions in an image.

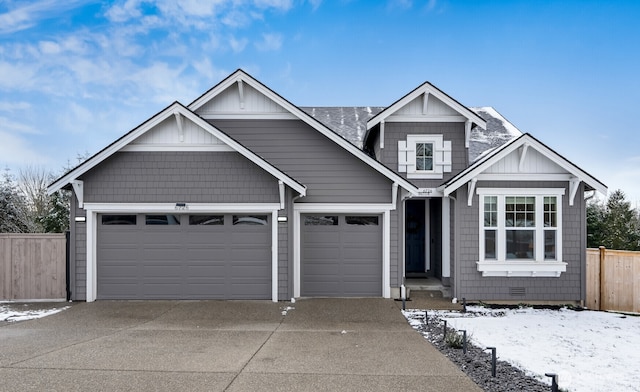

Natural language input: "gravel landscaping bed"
[404,310,553,392]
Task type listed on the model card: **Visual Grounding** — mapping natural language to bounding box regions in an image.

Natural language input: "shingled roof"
[301,105,521,162]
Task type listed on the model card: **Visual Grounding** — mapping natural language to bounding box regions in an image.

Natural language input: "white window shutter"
[398,140,413,172]
[443,140,452,172]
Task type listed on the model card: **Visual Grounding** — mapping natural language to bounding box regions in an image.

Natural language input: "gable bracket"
[174,112,184,142]
[391,183,398,210]
[467,178,477,207]
[237,80,245,110]
[465,121,472,148]
[380,121,385,149]
[422,92,429,115]
[71,180,84,208]
[278,180,285,210]
[518,143,530,172]
[569,177,580,206]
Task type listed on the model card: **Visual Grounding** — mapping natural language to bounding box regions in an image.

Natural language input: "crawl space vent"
[509,287,526,297]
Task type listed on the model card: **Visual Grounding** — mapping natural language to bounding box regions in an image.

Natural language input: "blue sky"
[1,0,639,203]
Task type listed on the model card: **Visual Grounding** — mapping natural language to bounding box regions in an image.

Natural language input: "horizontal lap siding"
[455,181,584,302]
[81,151,279,204]
[209,120,393,204]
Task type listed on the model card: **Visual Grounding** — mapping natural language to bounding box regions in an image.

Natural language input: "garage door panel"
[302,213,382,297]
[97,212,271,300]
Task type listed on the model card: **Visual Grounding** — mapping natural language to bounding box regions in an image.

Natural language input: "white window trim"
[476,188,567,277]
[398,135,451,179]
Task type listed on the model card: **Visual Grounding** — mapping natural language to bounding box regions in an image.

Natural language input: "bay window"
[477,188,566,277]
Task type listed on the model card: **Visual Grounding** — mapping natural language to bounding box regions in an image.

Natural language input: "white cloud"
[0,0,88,34]
[0,61,37,89]
[0,131,49,165]
[0,101,31,112]
[229,35,249,53]
[254,0,294,11]
[255,33,283,51]
[0,116,40,134]
[308,0,322,11]
[104,0,144,23]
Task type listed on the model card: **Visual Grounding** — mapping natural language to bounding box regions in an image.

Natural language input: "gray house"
[49,69,606,304]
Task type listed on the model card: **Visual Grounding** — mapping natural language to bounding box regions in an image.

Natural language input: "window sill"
[476,260,567,277]
[407,172,443,180]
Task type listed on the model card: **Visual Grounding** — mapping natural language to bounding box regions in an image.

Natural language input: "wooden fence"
[586,247,640,313]
[0,233,67,301]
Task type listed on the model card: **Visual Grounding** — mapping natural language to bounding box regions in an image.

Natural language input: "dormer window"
[416,142,434,171]
[398,135,451,179]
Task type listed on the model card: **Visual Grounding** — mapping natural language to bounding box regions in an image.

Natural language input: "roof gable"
[443,133,607,201]
[48,102,306,196]
[366,81,487,130]
[189,69,420,195]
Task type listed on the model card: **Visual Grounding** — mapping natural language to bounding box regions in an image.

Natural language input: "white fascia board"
[444,134,607,196]
[384,115,467,123]
[199,113,298,120]
[293,203,394,212]
[366,83,487,130]
[188,70,419,196]
[83,203,281,213]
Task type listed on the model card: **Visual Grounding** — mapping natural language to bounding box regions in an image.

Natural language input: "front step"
[404,279,452,298]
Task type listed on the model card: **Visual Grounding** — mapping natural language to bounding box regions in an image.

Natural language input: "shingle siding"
[208,119,393,204]
[81,151,280,204]
[454,181,584,302]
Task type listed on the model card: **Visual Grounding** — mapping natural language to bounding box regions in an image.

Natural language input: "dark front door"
[405,200,426,273]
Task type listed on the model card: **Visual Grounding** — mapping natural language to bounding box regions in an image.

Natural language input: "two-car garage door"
[97,213,271,300]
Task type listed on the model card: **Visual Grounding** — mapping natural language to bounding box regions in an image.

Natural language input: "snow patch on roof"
[469,106,522,163]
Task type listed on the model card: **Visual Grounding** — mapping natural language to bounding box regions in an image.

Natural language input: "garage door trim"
[84,202,280,302]
[293,203,392,298]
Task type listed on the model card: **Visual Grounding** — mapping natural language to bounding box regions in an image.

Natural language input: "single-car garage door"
[301,214,382,297]
[97,213,271,299]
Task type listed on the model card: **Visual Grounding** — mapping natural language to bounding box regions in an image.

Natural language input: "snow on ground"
[405,307,640,392]
[0,303,69,322]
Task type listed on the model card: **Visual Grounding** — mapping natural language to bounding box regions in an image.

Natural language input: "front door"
[405,200,426,273]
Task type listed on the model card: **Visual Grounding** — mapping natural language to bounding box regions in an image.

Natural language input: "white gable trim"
[366,82,487,130]
[443,134,607,197]
[48,102,307,197]
[188,70,420,196]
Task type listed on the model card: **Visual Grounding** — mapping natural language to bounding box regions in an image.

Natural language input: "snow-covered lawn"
[0,303,69,322]
[404,306,640,392]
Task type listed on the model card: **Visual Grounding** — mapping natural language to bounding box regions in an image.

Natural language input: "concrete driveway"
[0,299,481,391]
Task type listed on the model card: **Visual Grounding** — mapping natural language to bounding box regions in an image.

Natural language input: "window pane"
[189,215,224,225]
[506,196,534,227]
[415,143,434,171]
[102,215,136,225]
[484,196,497,227]
[146,215,180,225]
[346,216,379,225]
[304,215,338,226]
[544,230,556,260]
[485,230,496,259]
[506,230,534,259]
[544,196,557,227]
[233,215,268,225]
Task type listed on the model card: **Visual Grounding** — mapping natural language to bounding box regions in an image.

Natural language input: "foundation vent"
[509,287,526,297]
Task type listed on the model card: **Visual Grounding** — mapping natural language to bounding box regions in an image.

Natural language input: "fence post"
[599,246,605,311]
